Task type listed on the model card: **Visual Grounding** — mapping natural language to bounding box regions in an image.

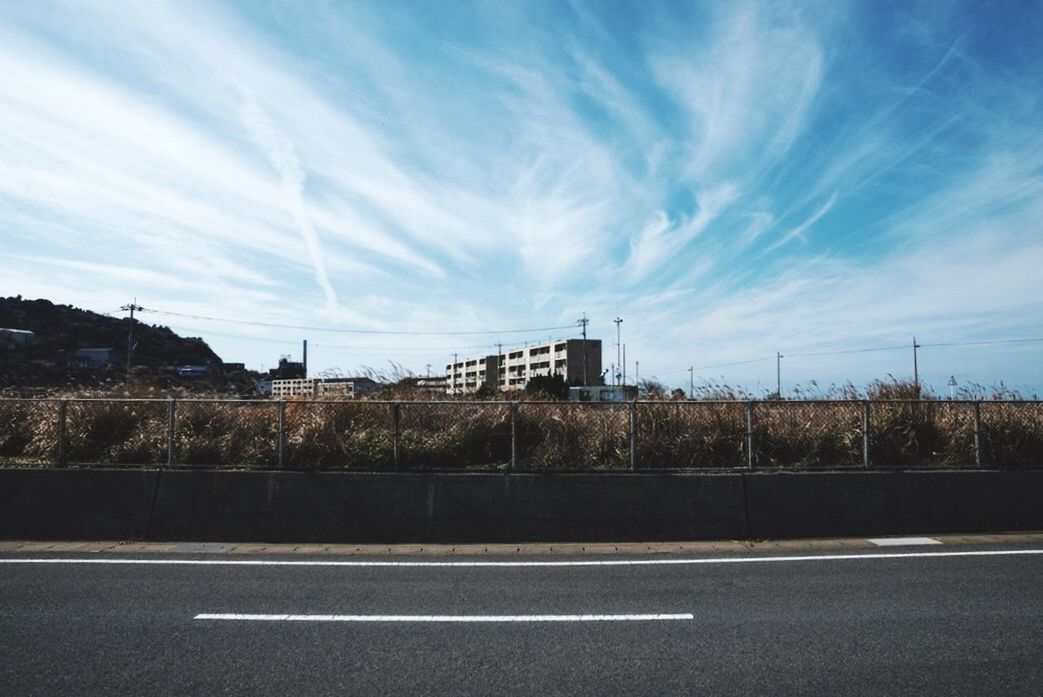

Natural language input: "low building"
[72,348,119,368]
[270,377,382,399]
[0,328,34,349]
[267,357,306,380]
[316,377,381,398]
[446,339,602,394]
[401,376,450,394]
[568,385,638,402]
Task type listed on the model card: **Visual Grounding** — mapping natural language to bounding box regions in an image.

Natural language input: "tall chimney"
[302,339,308,379]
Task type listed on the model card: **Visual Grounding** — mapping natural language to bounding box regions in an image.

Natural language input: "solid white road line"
[194,613,694,623]
[867,537,941,547]
[1,549,1042,567]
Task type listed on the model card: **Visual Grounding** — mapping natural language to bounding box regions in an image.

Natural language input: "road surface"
[2,542,1042,695]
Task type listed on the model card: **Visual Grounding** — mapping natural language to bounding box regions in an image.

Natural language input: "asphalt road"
[2,546,1042,696]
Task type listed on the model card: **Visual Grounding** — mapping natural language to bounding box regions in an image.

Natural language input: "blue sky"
[1,0,1042,394]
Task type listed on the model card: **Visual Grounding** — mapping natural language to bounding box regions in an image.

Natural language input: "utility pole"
[452,352,458,395]
[120,299,143,377]
[635,360,639,386]
[613,313,623,387]
[426,363,431,378]
[912,337,921,396]
[688,366,694,400]
[776,352,783,399]
[495,342,504,390]
[622,344,627,386]
[577,313,589,386]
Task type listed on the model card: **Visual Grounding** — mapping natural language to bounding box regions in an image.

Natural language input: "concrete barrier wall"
[146,471,747,543]
[0,468,158,540]
[742,470,1043,539]
[1,468,1040,543]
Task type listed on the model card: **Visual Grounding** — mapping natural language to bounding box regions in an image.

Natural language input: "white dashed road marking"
[867,537,941,547]
[194,613,695,623]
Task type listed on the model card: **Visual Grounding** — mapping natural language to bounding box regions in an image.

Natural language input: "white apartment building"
[445,354,501,395]
[446,339,602,395]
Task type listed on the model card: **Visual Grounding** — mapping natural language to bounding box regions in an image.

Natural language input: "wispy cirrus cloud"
[1,0,1041,390]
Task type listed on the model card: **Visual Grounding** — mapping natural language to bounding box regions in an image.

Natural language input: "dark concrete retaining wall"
[146,471,747,543]
[0,469,158,541]
[1,468,1040,543]
[743,470,1043,539]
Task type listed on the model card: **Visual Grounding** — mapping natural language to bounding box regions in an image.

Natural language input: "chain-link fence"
[65,399,168,466]
[174,400,279,468]
[635,401,746,468]
[867,400,977,468]
[754,400,865,470]
[398,401,511,471]
[0,398,59,466]
[0,398,1039,471]
[517,402,629,471]
[283,401,393,470]
[978,401,1043,468]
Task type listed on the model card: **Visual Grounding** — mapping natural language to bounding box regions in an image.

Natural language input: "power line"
[134,306,577,337]
[657,355,775,376]
[693,356,775,372]
[784,344,910,358]
[156,324,551,354]
[920,337,1043,348]
[701,336,1043,368]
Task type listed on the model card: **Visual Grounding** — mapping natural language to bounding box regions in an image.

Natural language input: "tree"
[638,379,668,400]
[525,374,569,400]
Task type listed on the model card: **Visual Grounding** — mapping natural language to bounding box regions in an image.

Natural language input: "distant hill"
[0,296,225,388]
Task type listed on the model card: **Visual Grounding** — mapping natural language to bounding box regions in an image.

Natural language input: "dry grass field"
[0,380,1040,471]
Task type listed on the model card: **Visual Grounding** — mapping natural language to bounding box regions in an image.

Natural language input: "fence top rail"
[0,396,1041,405]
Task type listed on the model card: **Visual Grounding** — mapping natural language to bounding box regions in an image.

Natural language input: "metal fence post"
[392,401,401,470]
[277,400,286,468]
[166,398,176,466]
[509,401,518,473]
[973,401,982,468]
[57,399,67,466]
[862,400,871,469]
[628,402,637,471]
[745,401,755,470]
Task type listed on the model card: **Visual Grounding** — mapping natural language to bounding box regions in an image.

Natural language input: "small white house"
[0,328,34,348]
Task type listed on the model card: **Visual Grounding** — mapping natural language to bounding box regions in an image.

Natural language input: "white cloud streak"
[241,96,338,315]
[766,192,838,252]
